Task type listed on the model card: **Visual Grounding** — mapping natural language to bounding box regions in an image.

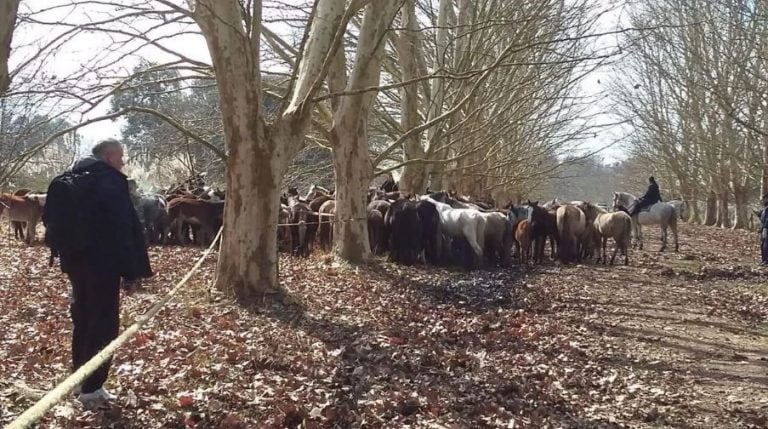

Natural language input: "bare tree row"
[2,0,613,300]
[613,0,768,229]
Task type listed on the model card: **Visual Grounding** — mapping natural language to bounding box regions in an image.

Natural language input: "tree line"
[1,0,647,301]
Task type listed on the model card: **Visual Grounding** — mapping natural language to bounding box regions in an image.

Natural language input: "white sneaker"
[78,387,116,407]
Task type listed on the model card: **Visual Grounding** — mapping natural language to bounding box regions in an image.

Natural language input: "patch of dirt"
[0,223,766,428]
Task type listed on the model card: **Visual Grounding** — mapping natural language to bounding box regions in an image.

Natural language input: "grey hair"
[91,138,123,159]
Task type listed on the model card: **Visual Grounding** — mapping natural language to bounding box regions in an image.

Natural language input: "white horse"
[666,200,689,221]
[612,192,679,252]
[422,196,487,265]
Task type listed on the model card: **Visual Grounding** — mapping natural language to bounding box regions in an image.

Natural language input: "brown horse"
[307,194,333,252]
[515,219,533,265]
[277,205,292,252]
[11,188,32,240]
[287,193,310,257]
[528,202,559,264]
[0,193,45,245]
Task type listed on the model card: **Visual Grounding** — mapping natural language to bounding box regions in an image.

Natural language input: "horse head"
[612,192,623,211]
[428,190,450,203]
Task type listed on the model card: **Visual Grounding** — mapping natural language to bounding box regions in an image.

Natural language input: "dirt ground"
[0,222,766,428]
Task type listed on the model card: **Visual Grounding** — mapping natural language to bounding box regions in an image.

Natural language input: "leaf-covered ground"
[0,223,766,428]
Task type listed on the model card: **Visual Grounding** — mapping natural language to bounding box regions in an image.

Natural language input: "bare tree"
[0,0,20,94]
[613,0,764,229]
[326,0,400,262]
[187,0,356,299]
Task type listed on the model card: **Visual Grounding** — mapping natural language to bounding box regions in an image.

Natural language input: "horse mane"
[579,201,607,215]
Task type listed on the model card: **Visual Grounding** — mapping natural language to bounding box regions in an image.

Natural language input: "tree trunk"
[732,185,748,230]
[193,0,346,299]
[0,0,20,94]
[395,0,427,195]
[328,0,398,261]
[716,191,731,228]
[679,180,692,223]
[216,150,283,299]
[689,187,702,224]
[762,137,768,198]
[419,0,453,192]
[331,129,373,261]
[429,162,445,191]
[704,190,717,226]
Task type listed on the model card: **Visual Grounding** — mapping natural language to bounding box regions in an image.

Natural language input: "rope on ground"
[4,227,223,429]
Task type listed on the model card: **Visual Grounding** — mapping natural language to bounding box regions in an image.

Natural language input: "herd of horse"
[0,176,227,247]
[0,176,685,269]
[278,186,685,269]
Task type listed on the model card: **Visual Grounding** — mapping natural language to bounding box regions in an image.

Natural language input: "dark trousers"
[629,199,651,216]
[762,235,768,263]
[67,261,121,394]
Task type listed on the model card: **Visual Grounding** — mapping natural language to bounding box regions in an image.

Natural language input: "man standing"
[760,196,768,266]
[629,176,663,216]
[47,139,152,406]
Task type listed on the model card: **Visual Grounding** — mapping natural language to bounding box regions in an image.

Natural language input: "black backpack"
[42,170,99,266]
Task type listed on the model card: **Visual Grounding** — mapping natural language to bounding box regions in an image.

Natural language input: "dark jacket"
[639,183,662,204]
[761,207,768,230]
[62,156,152,280]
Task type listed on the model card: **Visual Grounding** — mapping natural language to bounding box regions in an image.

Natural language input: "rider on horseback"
[629,176,662,216]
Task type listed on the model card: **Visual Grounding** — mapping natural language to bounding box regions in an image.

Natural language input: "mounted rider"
[629,176,662,217]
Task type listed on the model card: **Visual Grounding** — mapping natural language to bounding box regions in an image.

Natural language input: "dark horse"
[528,201,559,264]
[287,187,310,257]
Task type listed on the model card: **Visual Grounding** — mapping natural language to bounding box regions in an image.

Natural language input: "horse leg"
[24,220,35,245]
[600,237,606,264]
[13,221,24,240]
[549,236,556,260]
[468,235,484,270]
[520,240,526,265]
[610,237,619,265]
[672,222,679,252]
[534,237,543,264]
[659,225,667,252]
[290,224,299,256]
[623,240,629,265]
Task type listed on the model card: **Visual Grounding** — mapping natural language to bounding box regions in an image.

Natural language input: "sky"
[9,0,632,162]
